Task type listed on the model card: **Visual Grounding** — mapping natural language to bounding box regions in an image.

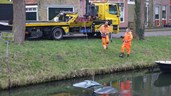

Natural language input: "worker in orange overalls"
[120,80,132,96]
[100,21,110,49]
[119,28,133,58]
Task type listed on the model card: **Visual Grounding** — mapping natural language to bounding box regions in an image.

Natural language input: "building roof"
[25,0,37,5]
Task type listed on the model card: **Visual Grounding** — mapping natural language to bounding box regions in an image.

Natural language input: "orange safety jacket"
[123,32,133,43]
[100,25,110,34]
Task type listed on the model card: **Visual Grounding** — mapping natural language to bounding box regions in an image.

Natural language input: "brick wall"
[128,4,135,22]
[154,0,170,25]
[37,0,85,21]
[37,0,130,27]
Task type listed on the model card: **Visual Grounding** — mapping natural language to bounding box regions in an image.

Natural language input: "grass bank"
[0,36,171,89]
[0,0,12,3]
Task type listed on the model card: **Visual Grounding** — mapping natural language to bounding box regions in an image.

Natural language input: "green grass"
[0,0,12,4]
[0,36,171,89]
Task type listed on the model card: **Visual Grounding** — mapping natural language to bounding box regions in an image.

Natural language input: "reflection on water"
[1,69,171,96]
[154,73,171,87]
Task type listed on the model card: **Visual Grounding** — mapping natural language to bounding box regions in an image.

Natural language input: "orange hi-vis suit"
[120,80,131,96]
[121,31,133,55]
[100,24,110,49]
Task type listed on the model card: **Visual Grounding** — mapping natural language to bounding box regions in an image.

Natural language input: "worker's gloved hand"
[124,40,128,43]
[120,36,124,38]
[101,33,106,37]
[106,32,109,35]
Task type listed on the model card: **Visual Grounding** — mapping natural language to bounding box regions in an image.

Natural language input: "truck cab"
[93,2,120,33]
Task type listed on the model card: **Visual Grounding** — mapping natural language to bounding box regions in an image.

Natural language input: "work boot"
[106,45,108,49]
[103,45,106,50]
[119,53,124,58]
[127,54,130,57]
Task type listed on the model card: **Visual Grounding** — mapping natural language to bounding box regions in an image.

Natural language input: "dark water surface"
[1,69,171,96]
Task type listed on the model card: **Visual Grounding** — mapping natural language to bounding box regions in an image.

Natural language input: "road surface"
[112,31,171,38]
[0,21,171,38]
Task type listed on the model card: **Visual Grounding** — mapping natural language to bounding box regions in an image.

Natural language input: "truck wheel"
[87,33,94,37]
[95,33,101,38]
[52,27,64,40]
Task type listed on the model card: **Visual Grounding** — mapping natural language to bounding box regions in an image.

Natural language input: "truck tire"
[52,27,64,40]
[87,33,94,37]
[95,33,101,38]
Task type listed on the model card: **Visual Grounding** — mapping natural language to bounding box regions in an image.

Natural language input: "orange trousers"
[102,35,109,49]
[121,43,131,54]
[120,80,131,96]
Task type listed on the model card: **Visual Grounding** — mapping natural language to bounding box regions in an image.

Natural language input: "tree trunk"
[159,0,162,27]
[148,0,154,28]
[13,0,25,44]
[134,0,145,40]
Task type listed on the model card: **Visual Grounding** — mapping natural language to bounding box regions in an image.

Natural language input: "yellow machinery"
[25,1,120,40]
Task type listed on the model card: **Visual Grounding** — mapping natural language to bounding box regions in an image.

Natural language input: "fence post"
[5,40,11,89]
[0,32,2,40]
[1,32,13,89]
[0,32,1,76]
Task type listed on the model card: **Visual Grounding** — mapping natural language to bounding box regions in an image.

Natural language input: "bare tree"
[13,0,26,44]
[134,0,145,40]
[148,0,154,28]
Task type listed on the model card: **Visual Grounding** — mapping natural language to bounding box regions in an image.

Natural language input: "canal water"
[0,69,171,96]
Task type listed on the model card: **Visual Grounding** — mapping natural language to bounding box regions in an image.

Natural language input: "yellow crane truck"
[25,1,120,40]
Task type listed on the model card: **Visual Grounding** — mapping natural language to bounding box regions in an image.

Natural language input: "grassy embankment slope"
[0,36,171,89]
[0,0,12,4]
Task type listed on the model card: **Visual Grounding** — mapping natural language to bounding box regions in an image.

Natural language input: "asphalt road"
[113,31,171,38]
[0,30,171,40]
[0,21,171,38]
